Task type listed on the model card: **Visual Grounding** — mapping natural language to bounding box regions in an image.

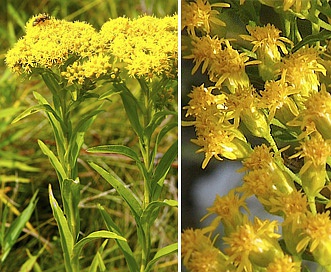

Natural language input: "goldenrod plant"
[6,12,177,271]
[182,0,331,271]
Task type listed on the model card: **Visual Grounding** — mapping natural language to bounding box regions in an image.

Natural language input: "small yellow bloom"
[242,144,295,193]
[181,228,220,267]
[241,169,275,199]
[192,123,252,168]
[241,24,293,80]
[242,144,274,170]
[226,85,270,138]
[296,212,331,267]
[187,248,229,272]
[280,47,326,98]
[266,255,301,272]
[290,132,331,198]
[263,190,308,218]
[260,70,300,122]
[181,0,229,36]
[183,84,226,118]
[205,189,248,235]
[185,37,258,90]
[302,85,331,140]
[184,84,252,168]
[224,217,282,271]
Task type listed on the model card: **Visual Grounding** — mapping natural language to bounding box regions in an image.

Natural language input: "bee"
[33,13,50,26]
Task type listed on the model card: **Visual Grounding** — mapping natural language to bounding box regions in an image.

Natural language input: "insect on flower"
[33,14,50,26]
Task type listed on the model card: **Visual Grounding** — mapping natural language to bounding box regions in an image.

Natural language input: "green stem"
[308,195,317,214]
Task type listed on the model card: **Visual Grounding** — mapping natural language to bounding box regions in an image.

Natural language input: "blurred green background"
[0,0,178,271]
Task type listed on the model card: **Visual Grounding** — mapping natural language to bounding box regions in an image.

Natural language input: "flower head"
[185,37,258,89]
[242,144,274,170]
[296,212,331,266]
[241,169,276,199]
[181,228,228,271]
[260,70,300,122]
[241,144,295,193]
[291,132,331,197]
[6,14,102,74]
[100,15,178,80]
[301,85,331,140]
[187,248,228,272]
[226,85,270,137]
[260,190,308,217]
[266,255,301,272]
[280,47,326,97]
[206,189,248,234]
[183,84,226,118]
[181,0,229,36]
[224,217,282,271]
[242,24,292,55]
[184,84,252,168]
[241,24,292,80]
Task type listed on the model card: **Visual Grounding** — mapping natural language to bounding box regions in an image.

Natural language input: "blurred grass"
[0,0,178,271]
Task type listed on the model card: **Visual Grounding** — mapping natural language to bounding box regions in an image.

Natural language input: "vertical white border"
[177,0,182,271]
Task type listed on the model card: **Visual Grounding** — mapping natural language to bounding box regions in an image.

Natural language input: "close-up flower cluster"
[182,0,331,271]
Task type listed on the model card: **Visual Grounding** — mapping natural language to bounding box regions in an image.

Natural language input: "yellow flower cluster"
[100,15,178,80]
[6,13,178,84]
[61,55,118,85]
[182,1,331,271]
[183,84,252,168]
[6,14,102,74]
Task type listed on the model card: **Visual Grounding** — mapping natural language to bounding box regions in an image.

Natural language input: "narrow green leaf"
[41,72,61,97]
[68,109,103,167]
[38,140,68,182]
[88,162,142,219]
[98,88,121,100]
[87,145,141,164]
[0,175,30,183]
[71,230,126,267]
[0,204,9,247]
[292,29,331,52]
[152,140,178,200]
[151,121,177,171]
[140,200,178,227]
[144,243,178,272]
[87,145,148,180]
[0,160,39,172]
[11,105,50,124]
[32,92,65,125]
[0,107,23,119]
[2,191,38,262]
[144,110,176,139]
[19,246,46,272]
[62,178,80,241]
[32,92,66,156]
[155,122,177,147]
[48,184,74,272]
[98,205,139,272]
[89,240,107,272]
[119,88,143,139]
